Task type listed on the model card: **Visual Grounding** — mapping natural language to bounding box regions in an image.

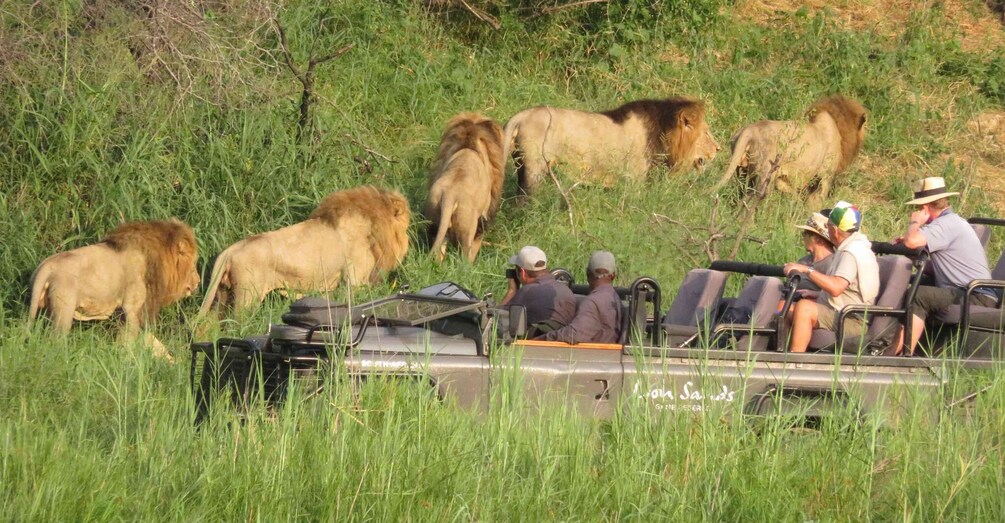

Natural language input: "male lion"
[198,185,410,316]
[715,95,867,203]
[425,112,505,263]
[503,97,720,196]
[28,219,201,353]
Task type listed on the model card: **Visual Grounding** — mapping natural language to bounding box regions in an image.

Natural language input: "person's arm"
[902,209,930,249]
[538,301,601,344]
[500,277,519,306]
[784,262,849,298]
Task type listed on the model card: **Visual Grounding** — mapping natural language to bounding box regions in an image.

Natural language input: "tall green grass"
[3,0,1005,518]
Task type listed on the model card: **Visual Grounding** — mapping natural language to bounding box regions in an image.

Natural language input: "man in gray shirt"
[894,177,994,354]
[501,246,576,334]
[539,251,623,344]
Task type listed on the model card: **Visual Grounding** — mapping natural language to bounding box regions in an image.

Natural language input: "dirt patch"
[735,0,1005,52]
[968,111,1005,148]
[943,153,1005,213]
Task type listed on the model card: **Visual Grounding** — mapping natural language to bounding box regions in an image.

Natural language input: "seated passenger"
[501,245,576,335]
[537,251,623,344]
[783,202,879,353]
[892,176,994,354]
[793,210,836,301]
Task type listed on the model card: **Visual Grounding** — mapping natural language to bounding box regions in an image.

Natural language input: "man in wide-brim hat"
[793,211,837,299]
[895,176,994,354]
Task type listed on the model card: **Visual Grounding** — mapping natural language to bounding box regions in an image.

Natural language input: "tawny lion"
[425,113,505,263]
[715,95,867,203]
[198,185,410,317]
[503,97,720,196]
[28,219,201,353]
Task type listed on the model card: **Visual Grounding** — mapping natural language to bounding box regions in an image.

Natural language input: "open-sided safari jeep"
[193,252,1004,425]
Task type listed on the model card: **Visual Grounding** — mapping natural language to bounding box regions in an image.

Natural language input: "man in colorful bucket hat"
[784,201,879,352]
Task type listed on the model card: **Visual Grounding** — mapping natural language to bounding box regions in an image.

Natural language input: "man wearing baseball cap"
[783,201,879,352]
[501,245,576,334]
[537,251,623,344]
[893,176,993,354]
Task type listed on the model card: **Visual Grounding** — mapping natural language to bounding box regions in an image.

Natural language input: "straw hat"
[905,177,959,205]
[795,212,832,244]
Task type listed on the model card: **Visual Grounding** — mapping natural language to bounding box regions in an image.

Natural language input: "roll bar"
[708,260,785,278]
[967,217,1005,227]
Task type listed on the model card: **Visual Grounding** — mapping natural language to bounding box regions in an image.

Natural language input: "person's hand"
[909,209,929,227]
[783,263,810,277]
[507,274,519,293]
[892,235,904,244]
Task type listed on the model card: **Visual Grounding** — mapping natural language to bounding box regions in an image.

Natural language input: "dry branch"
[457,0,501,29]
[540,0,610,15]
[274,14,355,140]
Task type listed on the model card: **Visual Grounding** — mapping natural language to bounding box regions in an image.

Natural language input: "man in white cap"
[893,176,994,354]
[537,251,623,344]
[501,245,576,334]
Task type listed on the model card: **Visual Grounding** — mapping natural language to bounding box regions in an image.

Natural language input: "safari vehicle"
[191,229,1005,423]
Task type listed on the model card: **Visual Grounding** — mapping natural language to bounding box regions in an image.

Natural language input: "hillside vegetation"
[2,1,1005,519]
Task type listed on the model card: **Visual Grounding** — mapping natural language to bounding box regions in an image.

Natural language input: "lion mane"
[503,97,720,196]
[198,185,410,316]
[424,112,505,262]
[28,218,200,336]
[715,95,867,202]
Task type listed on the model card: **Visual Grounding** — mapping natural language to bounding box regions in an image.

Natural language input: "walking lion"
[715,95,867,203]
[504,97,720,196]
[198,185,410,317]
[28,219,201,355]
[425,113,505,263]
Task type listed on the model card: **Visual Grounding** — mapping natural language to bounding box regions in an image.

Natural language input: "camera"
[505,268,518,281]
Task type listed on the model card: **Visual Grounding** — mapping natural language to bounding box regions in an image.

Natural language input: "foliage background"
[2,0,1005,519]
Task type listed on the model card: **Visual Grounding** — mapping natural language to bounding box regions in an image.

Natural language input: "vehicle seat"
[713,276,784,351]
[662,269,728,347]
[972,223,991,249]
[807,255,912,353]
[620,287,651,345]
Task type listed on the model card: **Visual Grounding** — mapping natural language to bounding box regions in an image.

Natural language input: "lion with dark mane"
[198,185,410,317]
[715,95,867,202]
[503,97,720,196]
[29,219,201,353]
[425,113,505,262]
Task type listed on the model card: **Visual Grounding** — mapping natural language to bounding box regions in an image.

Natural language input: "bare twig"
[457,0,501,29]
[540,0,610,15]
[546,163,577,231]
[704,197,722,260]
[728,154,781,258]
[344,134,397,164]
[274,14,355,139]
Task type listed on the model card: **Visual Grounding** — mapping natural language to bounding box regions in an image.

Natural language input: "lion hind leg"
[517,158,548,199]
[48,293,77,334]
[465,233,484,264]
[810,175,834,206]
[429,197,457,263]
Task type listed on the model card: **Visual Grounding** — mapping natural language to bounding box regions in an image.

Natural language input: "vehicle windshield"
[359,295,482,326]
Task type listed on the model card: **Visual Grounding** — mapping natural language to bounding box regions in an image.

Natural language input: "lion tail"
[28,262,52,324]
[502,109,529,166]
[428,187,456,260]
[715,128,751,191]
[197,246,233,318]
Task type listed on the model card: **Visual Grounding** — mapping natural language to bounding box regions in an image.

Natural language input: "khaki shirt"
[818,232,879,310]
